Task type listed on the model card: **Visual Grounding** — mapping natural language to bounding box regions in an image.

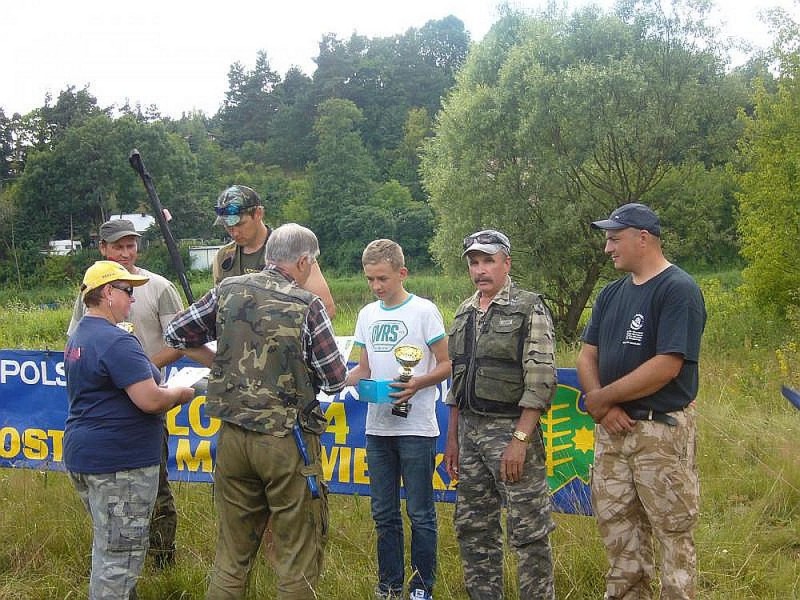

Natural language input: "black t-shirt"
[581,265,706,413]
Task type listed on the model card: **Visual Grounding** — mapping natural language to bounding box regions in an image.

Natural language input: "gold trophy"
[392,344,423,418]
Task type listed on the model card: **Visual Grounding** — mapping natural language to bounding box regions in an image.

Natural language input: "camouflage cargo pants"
[149,421,177,567]
[454,412,555,600]
[69,465,159,600]
[591,406,699,600]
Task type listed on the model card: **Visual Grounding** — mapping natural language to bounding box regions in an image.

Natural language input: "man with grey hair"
[165,223,347,599]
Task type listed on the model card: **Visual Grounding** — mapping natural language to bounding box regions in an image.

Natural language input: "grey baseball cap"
[462,229,511,257]
[100,219,141,243]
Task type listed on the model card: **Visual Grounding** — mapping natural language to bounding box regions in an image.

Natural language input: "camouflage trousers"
[454,412,555,600]
[69,464,159,600]
[149,421,177,565]
[206,422,328,600]
[592,406,700,600]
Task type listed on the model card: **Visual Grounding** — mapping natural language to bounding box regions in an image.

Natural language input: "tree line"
[1,0,798,339]
[0,15,468,275]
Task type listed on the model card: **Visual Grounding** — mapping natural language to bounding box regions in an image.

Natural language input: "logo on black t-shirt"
[624,313,645,346]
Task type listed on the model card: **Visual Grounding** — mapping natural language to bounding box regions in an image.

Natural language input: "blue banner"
[0,350,594,514]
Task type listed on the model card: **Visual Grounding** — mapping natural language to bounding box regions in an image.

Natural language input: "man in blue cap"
[577,203,707,600]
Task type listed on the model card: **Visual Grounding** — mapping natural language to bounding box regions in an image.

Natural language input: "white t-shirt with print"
[353,294,445,437]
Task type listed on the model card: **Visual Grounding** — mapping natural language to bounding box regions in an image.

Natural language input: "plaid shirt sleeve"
[519,298,558,412]
[303,297,347,394]
[164,288,219,349]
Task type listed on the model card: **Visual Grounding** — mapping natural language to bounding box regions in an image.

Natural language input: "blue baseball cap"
[591,203,661,237]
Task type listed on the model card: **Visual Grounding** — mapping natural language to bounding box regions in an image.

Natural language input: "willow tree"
[421,0,733,338]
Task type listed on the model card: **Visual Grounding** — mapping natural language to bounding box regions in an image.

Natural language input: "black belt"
[625,408,678,427]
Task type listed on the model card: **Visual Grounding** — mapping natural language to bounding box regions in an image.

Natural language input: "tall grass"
[0,271,798,598]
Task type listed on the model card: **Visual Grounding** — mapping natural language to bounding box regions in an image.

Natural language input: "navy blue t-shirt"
[581,265,706,413]
[64,315,162,473]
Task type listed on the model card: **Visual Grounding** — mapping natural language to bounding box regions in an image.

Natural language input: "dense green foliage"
[3,0,800,333]
[0,16,468,277]
[737,11,800,316]
[421,1,744,338]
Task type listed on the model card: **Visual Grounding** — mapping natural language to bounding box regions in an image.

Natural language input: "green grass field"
[0,271,798,598]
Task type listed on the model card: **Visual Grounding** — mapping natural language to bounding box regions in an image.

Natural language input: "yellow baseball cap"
[80,260,149,297]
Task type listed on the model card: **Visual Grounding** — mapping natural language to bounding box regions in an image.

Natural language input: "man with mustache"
[443,229,557,599]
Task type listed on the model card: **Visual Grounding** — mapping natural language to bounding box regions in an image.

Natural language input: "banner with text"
[0,349,594,514]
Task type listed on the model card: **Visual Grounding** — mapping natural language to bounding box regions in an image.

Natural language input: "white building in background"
[188,245,224,271]
[43,239,82,255]
[108,213,156,235]
[45,214,160,257]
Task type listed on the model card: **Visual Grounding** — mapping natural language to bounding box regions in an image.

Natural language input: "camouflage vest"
[205,270,323,436]
[448,286,541,417]
[212,240,267,285]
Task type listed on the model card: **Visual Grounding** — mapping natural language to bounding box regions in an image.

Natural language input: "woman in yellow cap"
[63,260,195,599]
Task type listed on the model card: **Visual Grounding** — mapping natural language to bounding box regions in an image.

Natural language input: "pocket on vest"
[474,365,524,404]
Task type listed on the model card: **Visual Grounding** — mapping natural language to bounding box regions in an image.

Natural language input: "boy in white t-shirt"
[345,239,451,600]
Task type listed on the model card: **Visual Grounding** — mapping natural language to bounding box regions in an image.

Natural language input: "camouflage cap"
[214,185,262,226]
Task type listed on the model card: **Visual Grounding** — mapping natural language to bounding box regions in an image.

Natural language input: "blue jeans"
[366,434,438,595]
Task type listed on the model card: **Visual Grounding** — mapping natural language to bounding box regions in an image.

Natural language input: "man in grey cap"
[442,229,557,599]
[577,203,706,600]
[67,218,185,568]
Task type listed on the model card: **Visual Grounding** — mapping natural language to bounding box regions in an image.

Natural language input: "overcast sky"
[4,0,798,119]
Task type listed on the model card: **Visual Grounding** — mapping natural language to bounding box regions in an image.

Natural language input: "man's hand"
[585,388,614,422]
[500,438,527,483]
[389,378,418,404]
[444,435,459,481]
[598,406,636,435]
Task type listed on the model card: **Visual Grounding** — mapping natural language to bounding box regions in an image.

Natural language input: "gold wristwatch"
[512,430,531,444]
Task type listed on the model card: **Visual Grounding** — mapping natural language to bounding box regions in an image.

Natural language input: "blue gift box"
[356,379,397,404]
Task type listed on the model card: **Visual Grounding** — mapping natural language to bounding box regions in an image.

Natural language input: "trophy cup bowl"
[392,344,423,418]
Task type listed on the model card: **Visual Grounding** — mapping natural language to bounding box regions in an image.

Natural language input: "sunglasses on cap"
[214,204,246,217]
[463,231,510,251]
[110,283,134,297]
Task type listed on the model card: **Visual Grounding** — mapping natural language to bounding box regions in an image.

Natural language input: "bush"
[136,243,193,282]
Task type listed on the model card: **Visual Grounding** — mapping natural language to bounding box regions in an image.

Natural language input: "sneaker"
[409,590,432,600]
[375,589,402,599]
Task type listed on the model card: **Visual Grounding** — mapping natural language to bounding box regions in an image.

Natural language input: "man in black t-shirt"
[576,203,706,600]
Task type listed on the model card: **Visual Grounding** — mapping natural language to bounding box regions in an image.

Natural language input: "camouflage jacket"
[448,280,556,417]
[205,270,323,435]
